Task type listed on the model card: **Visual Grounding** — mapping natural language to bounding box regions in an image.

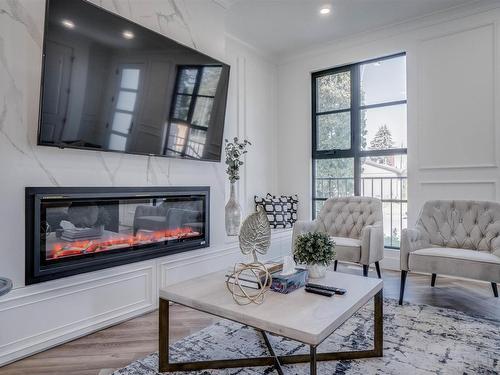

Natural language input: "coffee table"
[159,270,383,374]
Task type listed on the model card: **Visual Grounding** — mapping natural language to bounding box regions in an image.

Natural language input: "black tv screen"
[38,0,230,161]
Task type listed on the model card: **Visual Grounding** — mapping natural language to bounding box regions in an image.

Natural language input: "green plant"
[224,137,251,183]
[293,232,335,266]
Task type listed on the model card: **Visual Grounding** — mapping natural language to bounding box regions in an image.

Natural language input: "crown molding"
[225,33,279,64]
[277,0,500,65]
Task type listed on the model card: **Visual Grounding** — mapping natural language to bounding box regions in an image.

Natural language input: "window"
[108,65,142,151]
[312,53,407,248]
[165,65,222,159]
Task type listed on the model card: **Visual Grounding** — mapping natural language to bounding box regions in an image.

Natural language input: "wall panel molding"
[419,164,498,171]
[419,180,497,202]
[417,23,496,171]
[0,264,155,366]
[420,180,497,186]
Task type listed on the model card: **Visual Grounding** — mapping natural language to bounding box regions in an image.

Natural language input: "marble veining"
[154,157,173,186]
[0,0,41,47]
[0,0,229,286]
[145,156,159,185]
[31,149,60,186]
[156,0,198,49]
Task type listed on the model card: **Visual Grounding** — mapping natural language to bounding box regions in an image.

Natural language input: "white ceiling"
[225,0,485,59]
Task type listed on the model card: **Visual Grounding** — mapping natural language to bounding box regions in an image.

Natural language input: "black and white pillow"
[282,194,298,224]
[254,195,289,229]
[266,194,298,225]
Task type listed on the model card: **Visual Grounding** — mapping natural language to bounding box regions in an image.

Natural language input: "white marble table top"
[160,270,383,345]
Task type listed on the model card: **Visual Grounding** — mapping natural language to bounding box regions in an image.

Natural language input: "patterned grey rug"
[112,298,499,374]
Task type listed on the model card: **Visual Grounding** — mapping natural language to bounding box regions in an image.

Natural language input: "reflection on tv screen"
[39,0,229,161]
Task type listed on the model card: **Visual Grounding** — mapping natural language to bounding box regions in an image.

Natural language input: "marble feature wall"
[0,0,223,287]
[0,0,283,365]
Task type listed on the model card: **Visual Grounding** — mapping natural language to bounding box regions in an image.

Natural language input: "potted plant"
[224,137,251,236]
[293,232,335,278]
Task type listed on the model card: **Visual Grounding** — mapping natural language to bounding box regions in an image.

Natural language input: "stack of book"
[226,262,283,290]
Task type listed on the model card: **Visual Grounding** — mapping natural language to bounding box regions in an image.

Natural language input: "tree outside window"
[312,54,407,248]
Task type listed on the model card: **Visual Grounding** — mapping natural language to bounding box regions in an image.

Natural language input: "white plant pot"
[307,264,327,279]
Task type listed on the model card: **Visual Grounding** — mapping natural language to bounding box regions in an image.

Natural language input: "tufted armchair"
[293,197,384,278]
[399,200,500,304]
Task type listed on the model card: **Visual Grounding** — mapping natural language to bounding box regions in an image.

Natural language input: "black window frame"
[311,52,407,247]
[165,64,222,158]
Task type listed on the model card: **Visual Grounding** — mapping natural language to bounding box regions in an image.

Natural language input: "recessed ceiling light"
[319,6,331,15]
[122,30,134,39]
[61,19,75,29]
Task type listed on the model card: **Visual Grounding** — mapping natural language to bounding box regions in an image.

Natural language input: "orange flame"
[49,227,199,260]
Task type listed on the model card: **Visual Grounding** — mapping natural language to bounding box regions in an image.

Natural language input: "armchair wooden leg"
[334,260,338,272]
[362,265,368,277]
[492,282,498,298]
[374,262,382,279]
[399,270,407,305]
[431,273,437,287]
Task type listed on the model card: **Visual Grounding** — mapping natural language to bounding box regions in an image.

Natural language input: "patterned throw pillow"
[282,194,298,224]
[254,195,289,229]
[266,194,298,225]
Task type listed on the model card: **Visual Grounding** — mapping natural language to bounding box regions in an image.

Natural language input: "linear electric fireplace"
[26,187,209,284]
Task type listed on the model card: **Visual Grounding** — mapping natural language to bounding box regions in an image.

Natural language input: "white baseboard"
[0,230,293,367]
[0,263,156,366]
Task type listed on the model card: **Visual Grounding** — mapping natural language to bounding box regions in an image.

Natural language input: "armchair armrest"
[360,221,384,265]
[400,227,430,270]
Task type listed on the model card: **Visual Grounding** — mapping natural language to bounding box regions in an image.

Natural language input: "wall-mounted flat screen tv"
[38,0,230,162]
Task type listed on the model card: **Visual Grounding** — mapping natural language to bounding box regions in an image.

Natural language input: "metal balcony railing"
[314,176,407,248]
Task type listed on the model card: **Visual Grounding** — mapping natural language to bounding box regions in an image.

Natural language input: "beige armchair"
[399,200,500,304]
[293,197,384,278]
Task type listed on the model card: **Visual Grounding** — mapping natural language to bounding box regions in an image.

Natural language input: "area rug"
[112,298,500,374]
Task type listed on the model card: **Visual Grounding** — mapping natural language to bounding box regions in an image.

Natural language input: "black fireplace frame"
[26,186,210,285]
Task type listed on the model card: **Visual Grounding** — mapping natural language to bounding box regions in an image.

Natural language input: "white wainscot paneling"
[419,181,496,203]
[418,24,496,170]
[158,244,242,288]
[0,263,155,365]
[158,229,293,288]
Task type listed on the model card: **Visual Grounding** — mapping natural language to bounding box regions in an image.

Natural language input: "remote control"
[306,283,347,295]
[305,286,334,297]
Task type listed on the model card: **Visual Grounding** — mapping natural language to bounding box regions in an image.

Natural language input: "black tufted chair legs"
[399,270,408,305]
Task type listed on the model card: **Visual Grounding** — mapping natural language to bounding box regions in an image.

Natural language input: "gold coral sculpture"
[225,206,272,305]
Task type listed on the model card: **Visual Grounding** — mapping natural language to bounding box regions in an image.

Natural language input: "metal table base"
[159,289,383,374]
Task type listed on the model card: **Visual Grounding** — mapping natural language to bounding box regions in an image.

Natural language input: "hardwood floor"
[1,267,498,375]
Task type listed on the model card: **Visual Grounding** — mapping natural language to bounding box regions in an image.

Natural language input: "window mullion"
[352,64,361,196]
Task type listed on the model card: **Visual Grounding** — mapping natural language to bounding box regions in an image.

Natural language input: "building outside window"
[312,53,407,248]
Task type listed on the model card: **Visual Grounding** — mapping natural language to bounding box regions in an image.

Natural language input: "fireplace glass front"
[26,187,209,284]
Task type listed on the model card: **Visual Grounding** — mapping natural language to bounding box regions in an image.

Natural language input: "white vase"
[225,182,241,236]
[307,264,327,279]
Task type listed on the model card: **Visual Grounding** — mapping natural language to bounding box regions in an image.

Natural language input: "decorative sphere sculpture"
[225,262,271,305]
